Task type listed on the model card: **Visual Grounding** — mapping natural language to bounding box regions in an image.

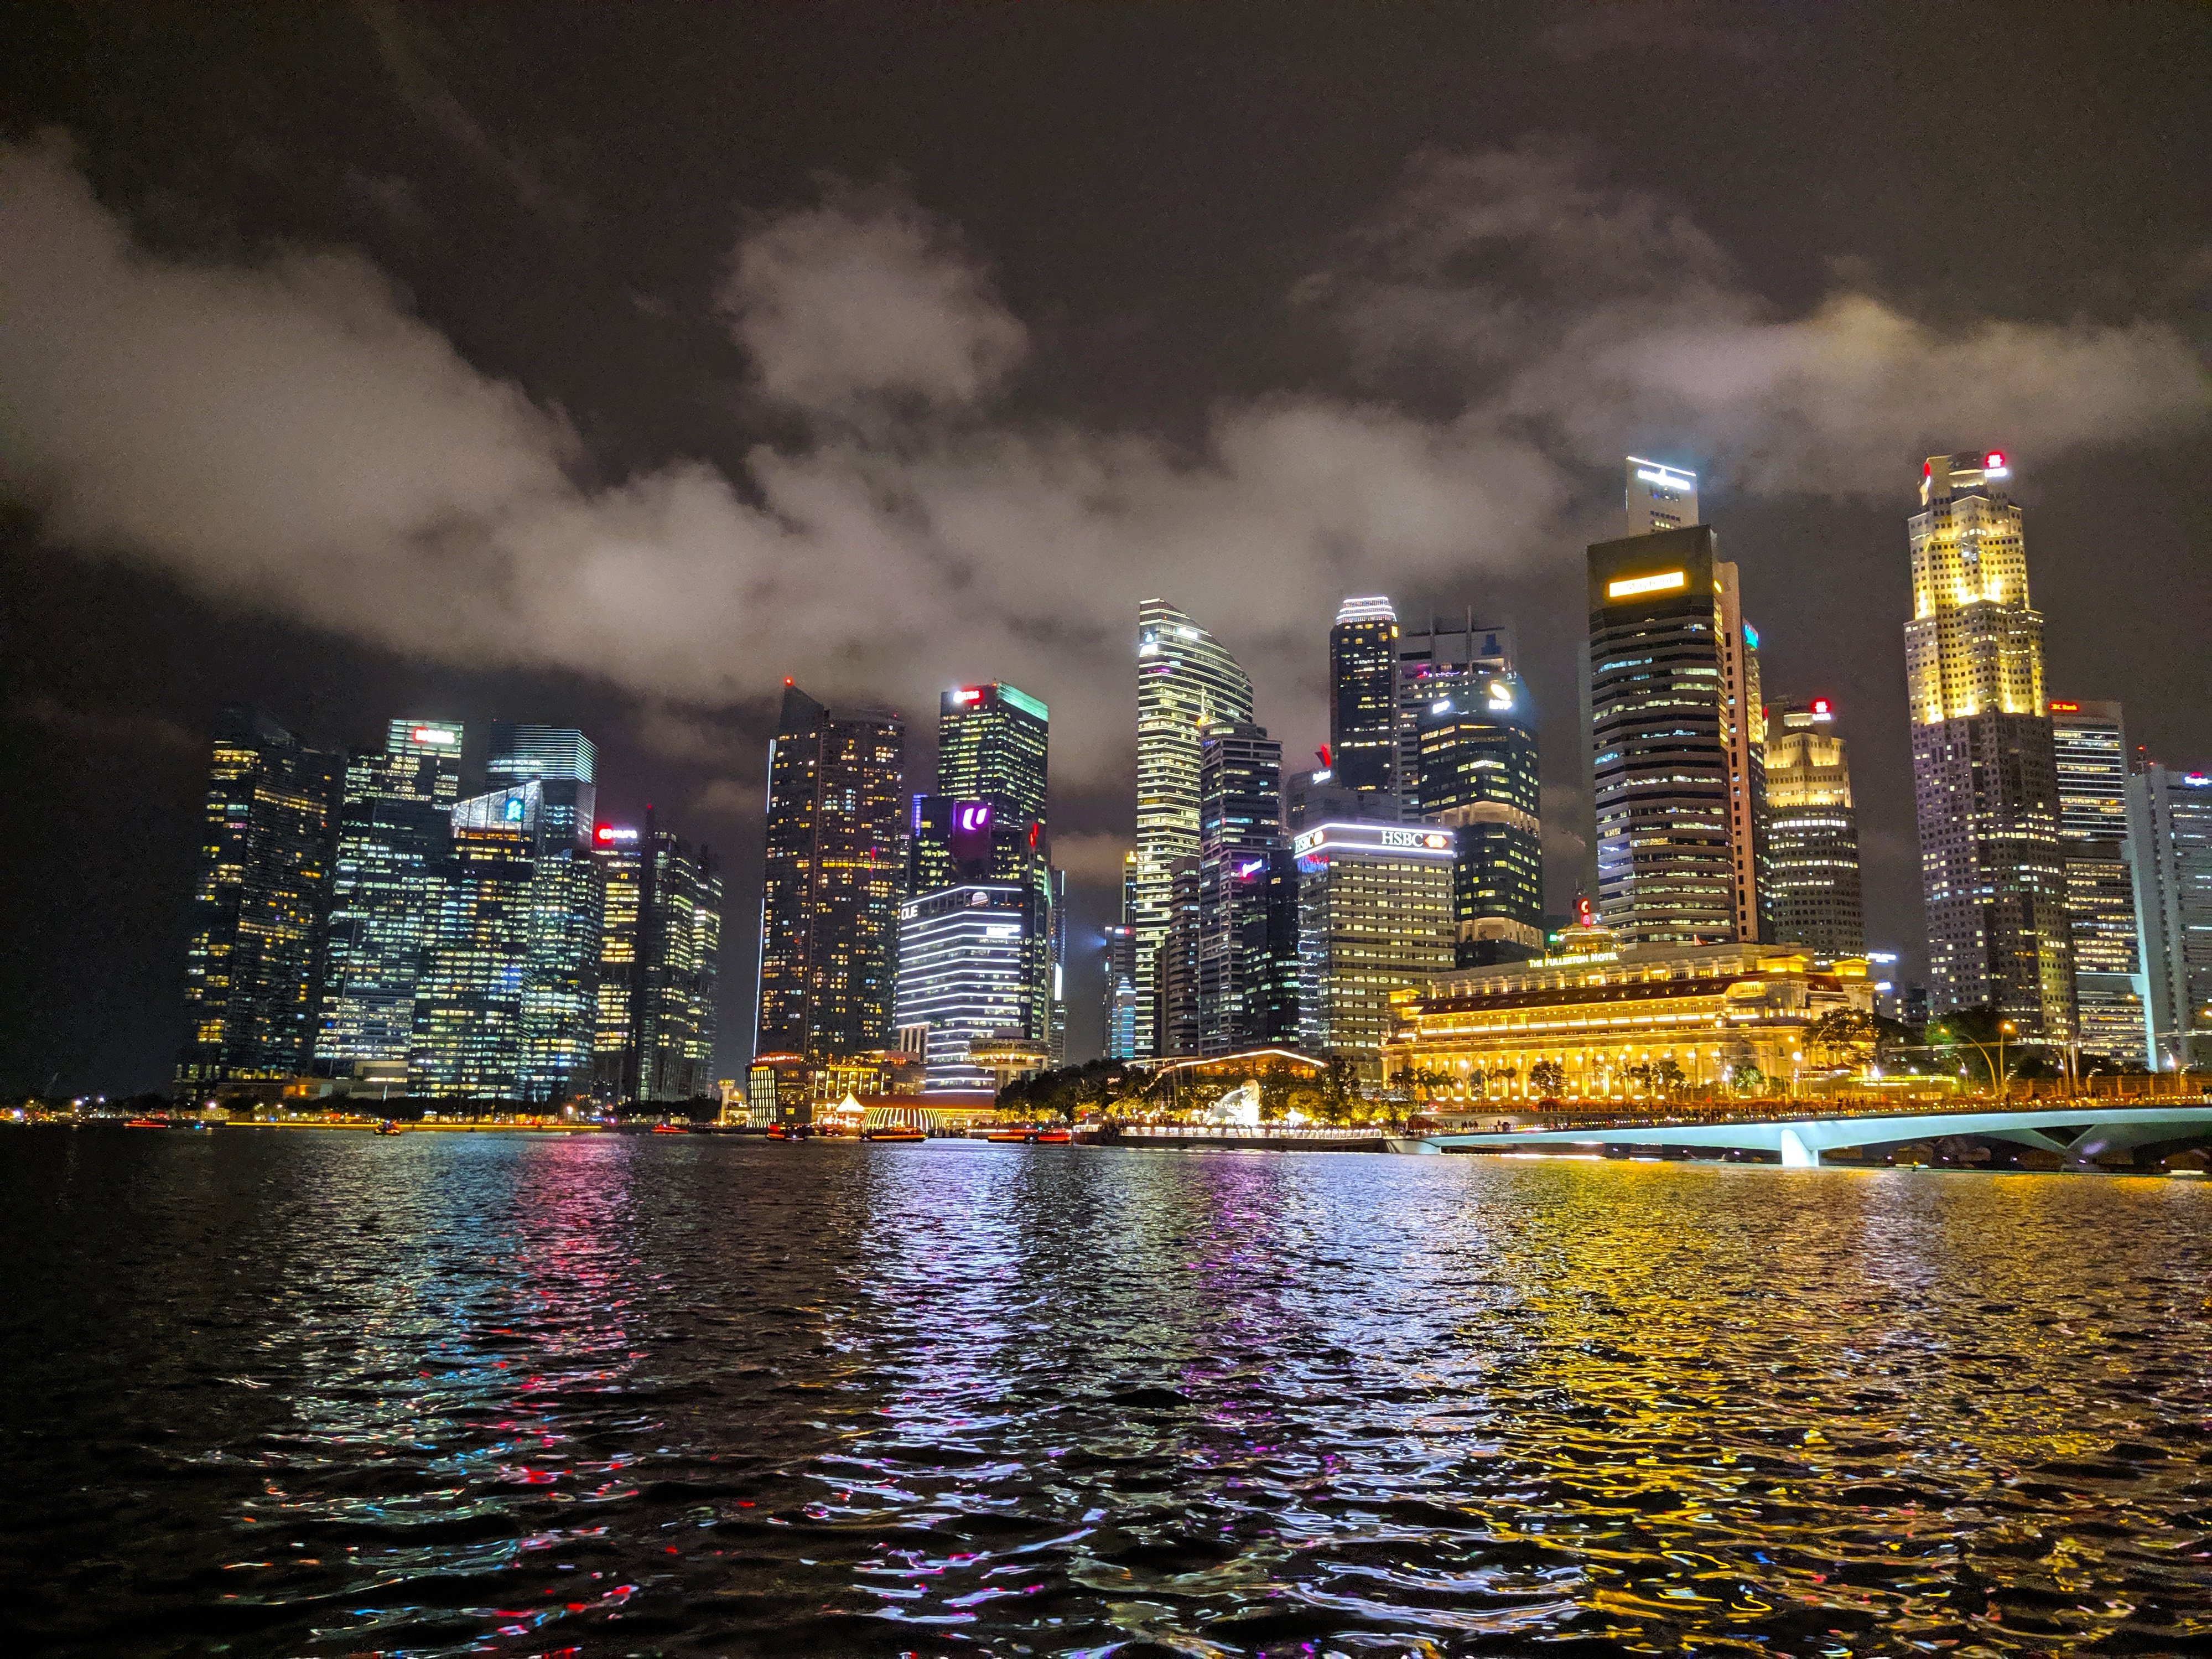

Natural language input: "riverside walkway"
[1403,1102,2212,1168]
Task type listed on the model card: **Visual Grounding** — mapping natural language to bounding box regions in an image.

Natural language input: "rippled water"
[3,1132,2209,1657]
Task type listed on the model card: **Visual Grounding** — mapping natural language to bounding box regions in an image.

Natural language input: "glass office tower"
[895,884,1039,1091]
[316,719,463,1079]
[1133,600,1254,1056]
[410,782,542,1099]
[1330,595,1400,795]
[2128,763,2211,1071]
[1196,721,1298,1055]
[1396,614,1515,819]
[1586,527,1766,946]
[2049,701,2147,1060]
[1415,670,1543,966]
[178,706,341,1090]
[1293,820,1456,1077]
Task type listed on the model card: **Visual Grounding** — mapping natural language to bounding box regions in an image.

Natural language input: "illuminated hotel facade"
[1132,599,1255,1056]
[1383,924,1874,1099]
[1904,451,2073,1035]
[1294,819,1456,1074]
[1586,522,1768,947]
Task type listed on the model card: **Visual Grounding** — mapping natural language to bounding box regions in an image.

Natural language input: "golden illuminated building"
[1902,452,2071,1036]
[1382,921,1872,1098]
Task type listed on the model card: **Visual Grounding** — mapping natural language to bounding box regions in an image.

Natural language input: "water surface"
[3,1131,2207,1656]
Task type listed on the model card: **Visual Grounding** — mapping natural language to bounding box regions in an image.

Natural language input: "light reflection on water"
[2,1131,2208,1656]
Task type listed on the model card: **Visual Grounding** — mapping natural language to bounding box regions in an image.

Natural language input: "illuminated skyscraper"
[589,817,722,1102]
[1586,526,1767,946]
[938,682,1048,830]
[316,719,463,1080]
[1102,921,1139,1061]
[1197,722,1297,1054]
[2049,701,2147,1061]
[895,884,1038,1090]
[1396,615,1515,818]
[410,782,542,1098]
[911,682,1053,1043]
[1625,456,1699,535]
[1764,697,1866,958]
[177,706,340,1090]
[1415,671,1543,965]
[1133,600,1254,1056]
[632,818,723,1101]
[1329,596,1399,795]
[485,725,601,1103]
[1904,451,2072,1035]
[1293,819,1455,1075]
[756,683,906,1058]
[1046,866,1069,1066]
[2127,763,2210,1071]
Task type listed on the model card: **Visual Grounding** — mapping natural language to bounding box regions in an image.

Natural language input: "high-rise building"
[896,884,1040,1091]
[635,818,723,1101]
[591,824,644,1100]
[1763,697,1866,958]
[1329,596,1400,795]
[1396,614,1515,817]
[1196,722,1297,1054]
[1414,669,1543,966]
[1904,451,2073,1035]
[1292,818,1456,1075]
[409,782,543,1099]
[178,707,340,1090]
[316,719,463,1080]
[1133,600,1255,1056]
[2127,763,2211,1071]
[2050,701,2148,1062]
[909,683,1053,1043]
[589,815,724,1102]
[1625,457,1699,536]
[938,683,1048,827]
[485,728,602,1105]
[1586,525,1766,946]
[1155,854,1204,1058]
[1046,867,1069,1066]
[1102,921,1139,1060]
[756,683,906,1059]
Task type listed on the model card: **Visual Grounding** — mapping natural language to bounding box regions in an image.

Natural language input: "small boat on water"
[124,1117,169,1129]
[861,1124,927,1143]
[985,1125,1072,1144]
[651,1122,690,1135]
[1031,1128,1072,1145]
[373,1120,402,1136]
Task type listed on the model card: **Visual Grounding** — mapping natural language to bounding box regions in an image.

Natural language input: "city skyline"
[3,6,2207,1095]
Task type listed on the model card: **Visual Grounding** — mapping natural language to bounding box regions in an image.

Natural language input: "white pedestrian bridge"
[1401,1103,2212,1169]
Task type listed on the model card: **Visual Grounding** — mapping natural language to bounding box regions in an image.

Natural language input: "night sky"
[2,3,2205,1097]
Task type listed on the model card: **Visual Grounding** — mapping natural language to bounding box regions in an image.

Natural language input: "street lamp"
[1998,1020,2015,1105]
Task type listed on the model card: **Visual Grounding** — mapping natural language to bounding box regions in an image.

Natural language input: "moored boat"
[861,1124,927,1142]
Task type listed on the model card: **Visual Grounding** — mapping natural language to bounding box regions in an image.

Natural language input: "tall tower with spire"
[1904,450,2073,1035]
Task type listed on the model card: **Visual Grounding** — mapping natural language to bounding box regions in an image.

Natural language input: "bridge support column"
[1779,1128,1820,1169]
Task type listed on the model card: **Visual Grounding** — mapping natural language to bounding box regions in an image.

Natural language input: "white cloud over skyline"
[0,132,2201,803]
